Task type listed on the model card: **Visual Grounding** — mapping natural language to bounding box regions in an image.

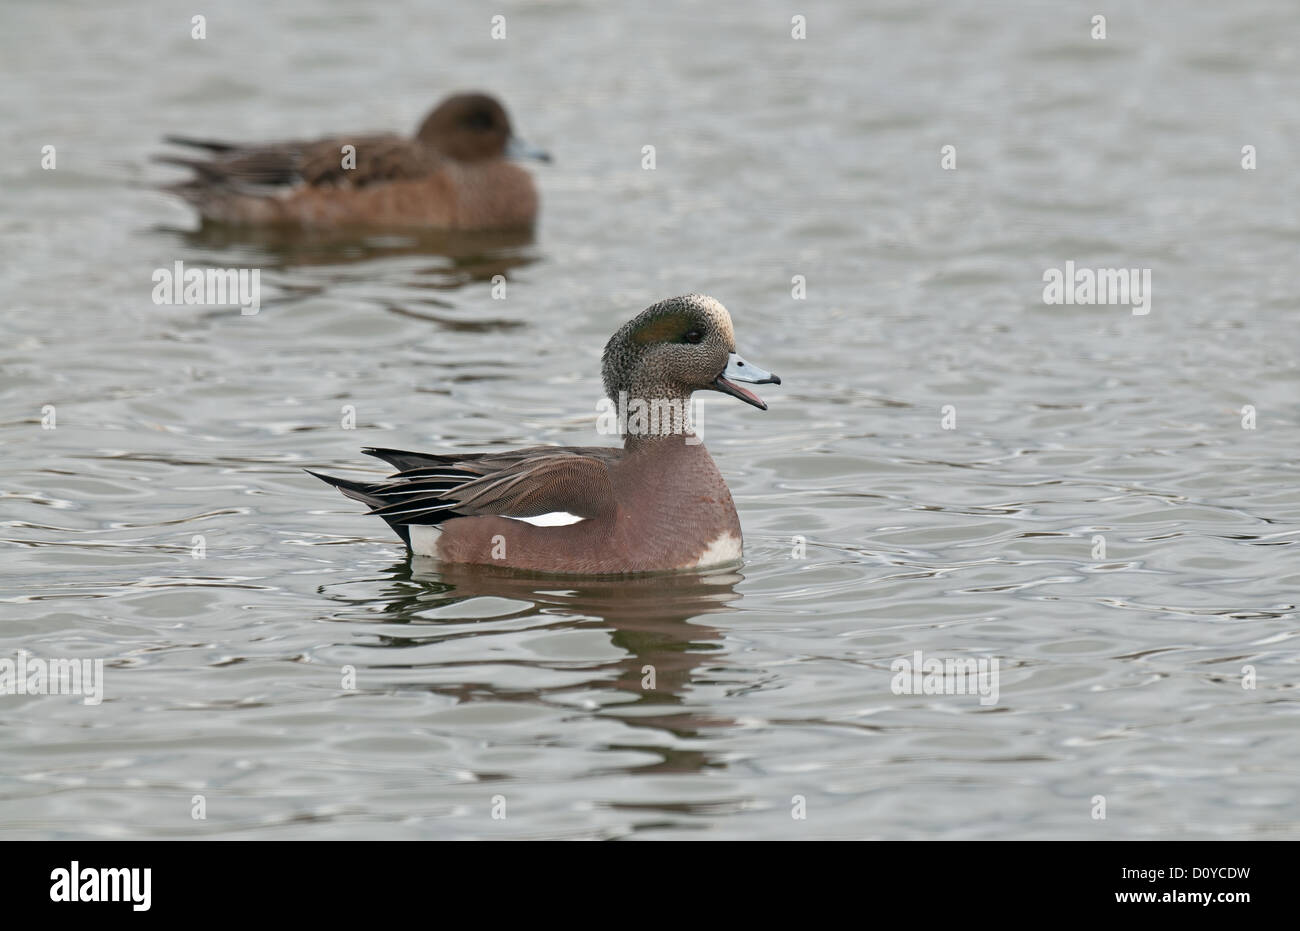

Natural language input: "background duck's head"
[415,92,550,163]
[601,294,780,411]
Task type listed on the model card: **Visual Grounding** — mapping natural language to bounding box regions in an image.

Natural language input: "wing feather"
[309,448,619,540]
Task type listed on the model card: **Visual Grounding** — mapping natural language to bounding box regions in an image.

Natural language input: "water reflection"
[154,221,539,279]
[348,560,746,773]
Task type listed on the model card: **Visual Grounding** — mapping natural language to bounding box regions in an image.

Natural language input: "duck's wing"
[156,133,441,193]
[155,137,318,191]
[295,136,444,187]
[308,446,621,542]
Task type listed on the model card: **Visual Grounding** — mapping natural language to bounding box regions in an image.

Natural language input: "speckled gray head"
[602,294,781,409]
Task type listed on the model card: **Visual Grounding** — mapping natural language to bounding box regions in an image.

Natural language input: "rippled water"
[2,0,1298,839]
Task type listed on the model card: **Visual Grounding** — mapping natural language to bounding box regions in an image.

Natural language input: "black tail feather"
[307,468,466,549]
[151,153,226,181]
[361,447,463,472]
[163,134,240,153]
[304,469,385,508]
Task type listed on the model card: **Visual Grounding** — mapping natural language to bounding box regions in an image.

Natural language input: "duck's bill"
[713,352,781,410]
[505,136,552,163]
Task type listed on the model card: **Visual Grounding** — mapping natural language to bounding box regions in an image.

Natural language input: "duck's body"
[310,295,780,575]
[172,156,539,230]
[325,438,742,574]
[157,93,547,231]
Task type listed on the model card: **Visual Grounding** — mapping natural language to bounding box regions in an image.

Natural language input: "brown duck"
[157,92,548,230]
[309,295,782,574]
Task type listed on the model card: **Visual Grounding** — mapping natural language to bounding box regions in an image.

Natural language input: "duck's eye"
[463,109,495,131]
[681,329,704,344]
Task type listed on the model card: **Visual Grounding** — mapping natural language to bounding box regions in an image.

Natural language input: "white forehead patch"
[684,294,735,346]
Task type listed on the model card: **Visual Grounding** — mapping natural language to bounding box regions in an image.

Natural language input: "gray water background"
[1,0,1297,838]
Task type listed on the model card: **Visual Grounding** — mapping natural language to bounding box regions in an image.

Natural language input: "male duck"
[157,92,548,230]
[309,295,781,574]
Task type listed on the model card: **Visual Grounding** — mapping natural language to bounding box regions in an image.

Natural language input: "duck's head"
[602,294,781,411]
[415,92,550,163]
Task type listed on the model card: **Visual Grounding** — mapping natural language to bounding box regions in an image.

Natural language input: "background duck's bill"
[505,136,551,162]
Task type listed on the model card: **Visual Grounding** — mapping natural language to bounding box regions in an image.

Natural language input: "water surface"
[1,0,1298,839]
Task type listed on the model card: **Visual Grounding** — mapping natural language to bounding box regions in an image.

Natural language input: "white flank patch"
[409,524,441,557]
[693,532,743,568]
[505,511,587,527]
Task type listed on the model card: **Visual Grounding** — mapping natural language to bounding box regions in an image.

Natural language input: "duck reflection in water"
[161,221,538,276]
[344,560,746,773]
